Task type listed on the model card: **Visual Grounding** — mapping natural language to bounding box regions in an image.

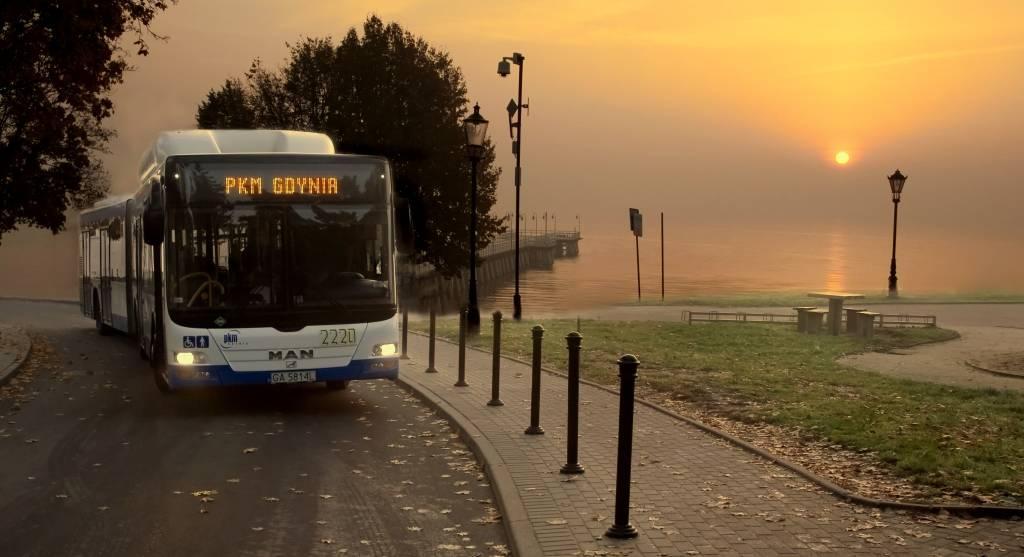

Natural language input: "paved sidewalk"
[403,332,1024,556]
[0,324,31,384]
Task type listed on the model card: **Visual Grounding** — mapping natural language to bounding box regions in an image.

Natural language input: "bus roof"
[138,130,336,181]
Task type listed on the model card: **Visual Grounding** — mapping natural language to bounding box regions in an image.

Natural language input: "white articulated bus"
[79,130,404,392]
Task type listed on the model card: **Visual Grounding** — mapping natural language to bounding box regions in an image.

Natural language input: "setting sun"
[835,151,850,165]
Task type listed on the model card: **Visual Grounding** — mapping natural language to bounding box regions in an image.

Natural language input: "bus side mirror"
[143,180,164,246]
[395,197,414,254]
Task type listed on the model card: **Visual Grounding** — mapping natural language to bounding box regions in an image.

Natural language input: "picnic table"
[808,291,865,335]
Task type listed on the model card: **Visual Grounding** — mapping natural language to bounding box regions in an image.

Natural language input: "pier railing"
[479,230,582,257]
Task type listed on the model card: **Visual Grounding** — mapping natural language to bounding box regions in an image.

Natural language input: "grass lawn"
[641,290,1024,308]
[419,317,1024,502]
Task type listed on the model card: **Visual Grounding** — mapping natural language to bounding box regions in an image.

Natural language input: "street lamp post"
[463,104,489,334]
[498,52,527,320]
[887,169,907,298]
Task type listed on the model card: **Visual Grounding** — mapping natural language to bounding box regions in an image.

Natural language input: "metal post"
[524,325,545,435]
[488,311,504,406]
[605,354,640,539]
[468,156,481,333]
[455,309,468,387]
[425,308,438,373]
[511,56,526,321]
[560,332,584,474]
[660,212,665,302]
[400,308,409,359]
[888,199,899,298]
[635,235,641,302]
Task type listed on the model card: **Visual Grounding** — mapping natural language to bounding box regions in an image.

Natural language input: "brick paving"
[403,331,1024,556]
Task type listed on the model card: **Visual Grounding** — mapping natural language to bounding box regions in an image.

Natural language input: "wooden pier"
[398,231,582,313]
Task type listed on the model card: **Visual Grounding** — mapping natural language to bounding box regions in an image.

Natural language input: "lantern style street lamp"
[463,104,489,333]
[498,52,527,320]
[887,169,907,298]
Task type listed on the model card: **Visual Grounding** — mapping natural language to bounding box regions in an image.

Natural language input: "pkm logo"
[223,330,240,348]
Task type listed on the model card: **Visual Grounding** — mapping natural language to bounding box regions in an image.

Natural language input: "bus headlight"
[372,343,397,357]
[174,352,206,365]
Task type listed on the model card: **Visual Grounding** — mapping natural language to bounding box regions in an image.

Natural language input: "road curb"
[410,329,1024,519]
[394,373,542,557]
[965,359,1024,380]
[0,327,32,387]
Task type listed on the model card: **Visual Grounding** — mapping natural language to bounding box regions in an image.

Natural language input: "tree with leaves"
[197,16,504,277]
[0,1,172,242]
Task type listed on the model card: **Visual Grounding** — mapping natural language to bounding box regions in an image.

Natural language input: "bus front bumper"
[166,358,399,389]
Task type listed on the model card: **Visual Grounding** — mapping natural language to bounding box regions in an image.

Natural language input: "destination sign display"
[224,176,340,196]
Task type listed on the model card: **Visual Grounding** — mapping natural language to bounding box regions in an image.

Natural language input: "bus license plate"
[270,371,316,384]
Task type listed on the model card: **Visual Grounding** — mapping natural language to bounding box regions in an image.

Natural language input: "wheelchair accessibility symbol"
[183,336,210,349]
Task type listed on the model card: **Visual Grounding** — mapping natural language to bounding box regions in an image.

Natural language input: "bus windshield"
[164,155,395,328]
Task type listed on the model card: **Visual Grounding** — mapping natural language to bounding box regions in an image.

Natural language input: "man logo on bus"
[269,350,314,360]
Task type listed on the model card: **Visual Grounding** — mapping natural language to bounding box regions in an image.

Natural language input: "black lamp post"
[464,103,489,333]
[887,169,907,298]
[498,52,527,320]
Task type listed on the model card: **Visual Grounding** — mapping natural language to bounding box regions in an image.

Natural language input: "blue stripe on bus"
[165,358,399,388]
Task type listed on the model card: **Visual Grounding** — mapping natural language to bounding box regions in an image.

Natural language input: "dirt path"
[840,325,1024,391]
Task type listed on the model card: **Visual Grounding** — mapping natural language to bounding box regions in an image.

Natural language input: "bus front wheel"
[151,332,172,394]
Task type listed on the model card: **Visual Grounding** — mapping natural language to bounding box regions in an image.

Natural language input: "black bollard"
[455,309,468,387]
[400,308,410,360]
[487,311,504,406]
[560,331,584,474]
[425,308,438,373]
[605,354,640,539]
[524,325,545,435]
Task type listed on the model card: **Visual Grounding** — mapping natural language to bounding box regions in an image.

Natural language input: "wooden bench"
[858,311,880,339]
[792,306,817,333]
[806,309,828,334]
[844,307,866,335]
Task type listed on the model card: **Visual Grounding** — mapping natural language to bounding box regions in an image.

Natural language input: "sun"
[834,151,850,165]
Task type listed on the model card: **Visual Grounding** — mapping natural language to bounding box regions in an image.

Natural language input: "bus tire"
[151,331,172,394]
[326,380,349,391]
[93,293,111,336]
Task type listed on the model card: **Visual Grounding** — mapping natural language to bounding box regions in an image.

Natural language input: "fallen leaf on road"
[262,497,280,503]
[243,447,258,454]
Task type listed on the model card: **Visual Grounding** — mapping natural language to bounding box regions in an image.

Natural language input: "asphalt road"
[0,301,508,557]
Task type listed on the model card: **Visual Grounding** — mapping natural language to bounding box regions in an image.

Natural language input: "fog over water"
[480,223,1024,312]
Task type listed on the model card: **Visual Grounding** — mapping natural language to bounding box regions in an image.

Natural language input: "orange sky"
[100,0,1024,233]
